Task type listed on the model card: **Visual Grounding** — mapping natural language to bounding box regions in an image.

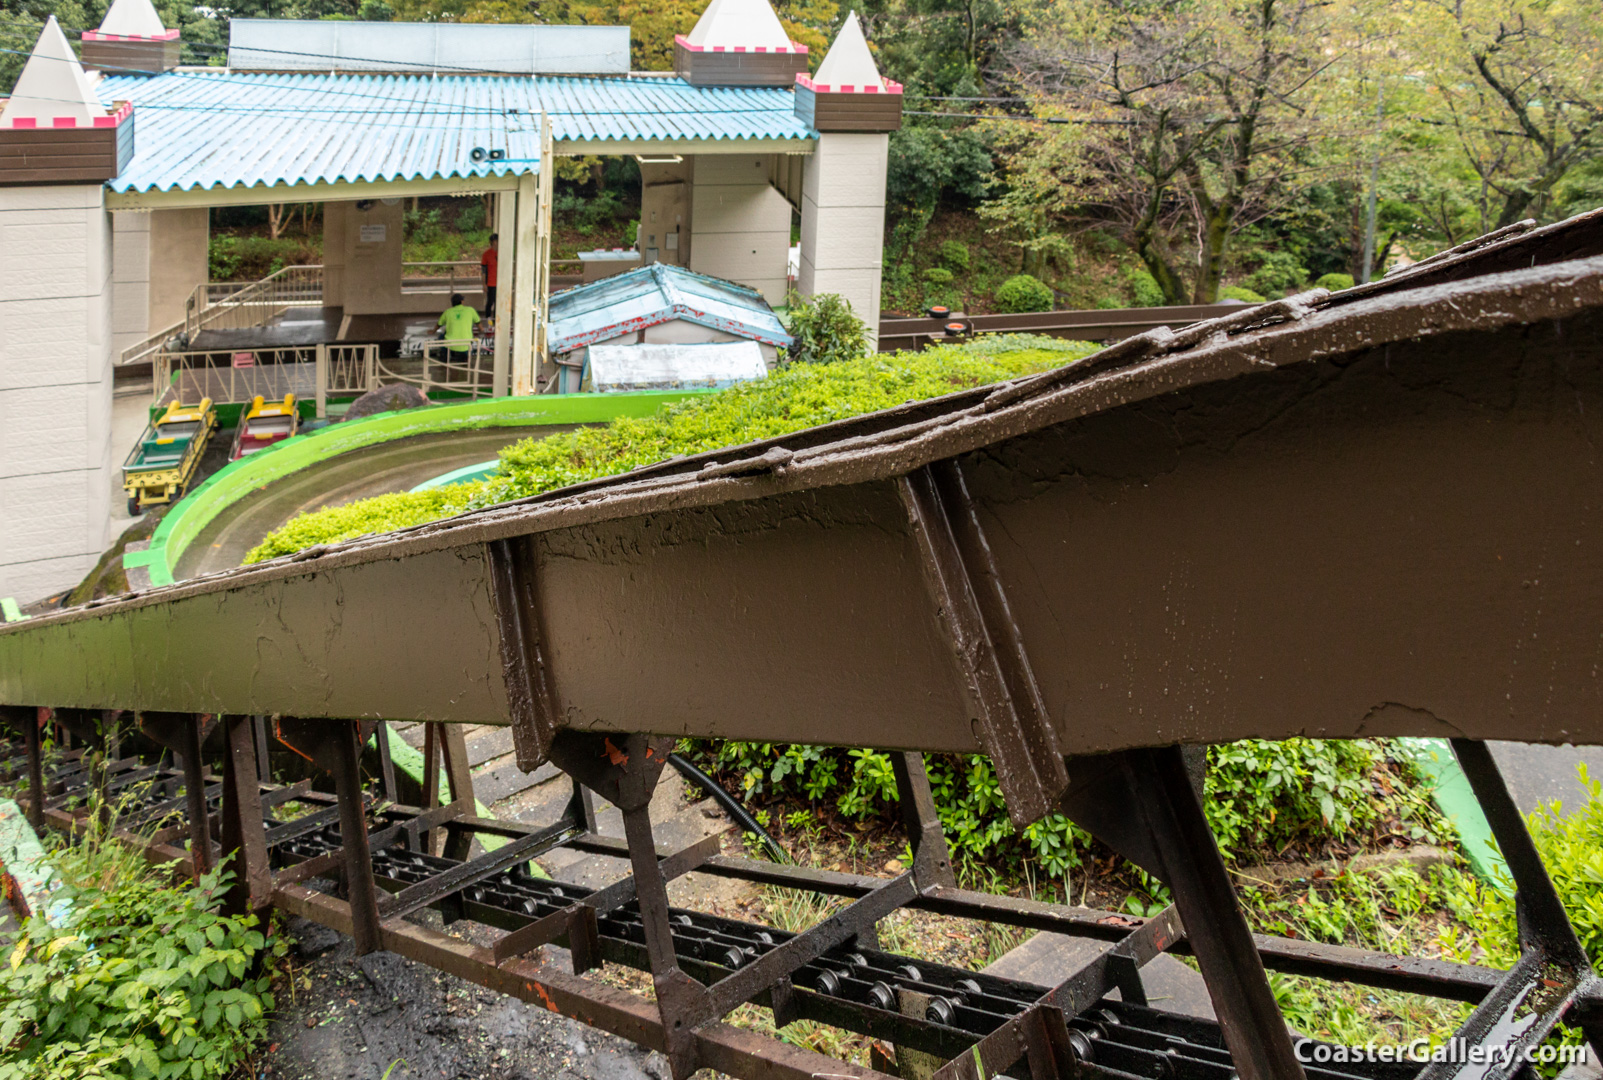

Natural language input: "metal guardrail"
[377,340,493,399]
[184,264,325,342]
[154,342,377,418]
[877,303,1257,352]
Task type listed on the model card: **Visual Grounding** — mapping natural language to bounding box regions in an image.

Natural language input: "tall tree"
[1001,0,1338,302]
[1422,0,1603,229]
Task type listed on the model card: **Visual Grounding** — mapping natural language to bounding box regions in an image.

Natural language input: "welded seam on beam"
[897,462,1067,826]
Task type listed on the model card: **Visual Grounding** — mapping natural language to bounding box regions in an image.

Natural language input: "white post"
[314,343,328,418]
[798,133,889,348]
[510,172,540,396]
[492,190,514,397]
[534,113,554,379]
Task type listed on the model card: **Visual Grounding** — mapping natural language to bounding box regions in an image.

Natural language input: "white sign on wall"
[359,224,388,243]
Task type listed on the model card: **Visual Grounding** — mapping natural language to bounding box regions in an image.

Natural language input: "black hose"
[667,752,791,865]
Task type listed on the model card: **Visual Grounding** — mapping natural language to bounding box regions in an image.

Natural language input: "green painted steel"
[410,459,501,492]
[0,598,26,624]
[1393,738,1506,881]
[124,391,708,588]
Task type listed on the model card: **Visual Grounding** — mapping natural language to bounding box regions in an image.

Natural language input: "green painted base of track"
[1393,738,1505,880]
[411,459,501,492]
[124,390,708,588]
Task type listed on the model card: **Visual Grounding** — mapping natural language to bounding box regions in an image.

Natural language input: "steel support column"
[331,723,382,955]
[142,712,214,879]
[220,715,272,914]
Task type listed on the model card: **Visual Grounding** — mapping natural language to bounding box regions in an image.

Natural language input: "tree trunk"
[1192,207,1231,303]
[268,204,286,240]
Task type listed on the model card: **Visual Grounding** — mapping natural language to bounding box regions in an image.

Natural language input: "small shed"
[546,264,794,391]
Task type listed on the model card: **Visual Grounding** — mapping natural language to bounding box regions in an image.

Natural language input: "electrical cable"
[666,753,791,865]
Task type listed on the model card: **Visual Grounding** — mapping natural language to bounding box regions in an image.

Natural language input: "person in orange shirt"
[480,234,499,317]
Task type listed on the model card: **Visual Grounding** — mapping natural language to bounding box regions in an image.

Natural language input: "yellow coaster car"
[231,393,299,461]
[122,397,217,516]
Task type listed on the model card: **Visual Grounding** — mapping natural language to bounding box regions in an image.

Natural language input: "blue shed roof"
[97,71,814,195]
[548,264,794,355]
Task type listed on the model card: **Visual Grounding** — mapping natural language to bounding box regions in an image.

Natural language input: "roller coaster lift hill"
[5,210,1603,1080]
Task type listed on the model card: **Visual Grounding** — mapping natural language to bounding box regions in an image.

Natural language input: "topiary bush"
[1219,285,1267,302]
[1126,269,1165,307]
[922,267,955,285]
[939,240,970,272]
[1315,272,1355,291]
[994,274,1054,313]
[784,293,869,366]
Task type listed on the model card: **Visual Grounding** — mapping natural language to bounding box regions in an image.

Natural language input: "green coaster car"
[123,397,217,516]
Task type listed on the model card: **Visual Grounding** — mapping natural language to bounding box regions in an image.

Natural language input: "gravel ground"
[258,916,671,1080]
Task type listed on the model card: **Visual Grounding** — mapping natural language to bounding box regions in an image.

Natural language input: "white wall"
[689,154,791,305]
[798,133,888,345]
[110,207,208,357]
[0,185,114,604]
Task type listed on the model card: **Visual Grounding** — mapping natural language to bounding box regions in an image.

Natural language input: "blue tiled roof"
[548,263,794,354]
[98,71,814,194]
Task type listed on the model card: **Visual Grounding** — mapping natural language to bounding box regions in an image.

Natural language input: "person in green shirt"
[436,293,480,381]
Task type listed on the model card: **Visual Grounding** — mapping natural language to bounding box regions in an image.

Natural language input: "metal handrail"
[184,264,325,342]
[376,340,493,399]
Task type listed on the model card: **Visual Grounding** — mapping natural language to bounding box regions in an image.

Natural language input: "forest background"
[2,0,1601,312]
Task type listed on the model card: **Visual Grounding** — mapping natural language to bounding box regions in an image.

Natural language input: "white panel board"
[229,19,630,75]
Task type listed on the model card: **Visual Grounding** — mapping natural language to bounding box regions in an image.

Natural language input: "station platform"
[189,307,442,354]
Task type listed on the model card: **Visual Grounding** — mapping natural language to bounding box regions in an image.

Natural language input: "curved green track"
[123,391,706,587]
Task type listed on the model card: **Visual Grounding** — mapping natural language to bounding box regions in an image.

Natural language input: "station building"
[0,0,902,601]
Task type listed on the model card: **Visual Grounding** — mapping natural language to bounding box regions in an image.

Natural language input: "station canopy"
[96,70,816,196]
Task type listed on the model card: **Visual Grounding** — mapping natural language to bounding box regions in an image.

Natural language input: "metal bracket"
[488,536,562,770]
[898,462,1067,826]
[892,752,956,890]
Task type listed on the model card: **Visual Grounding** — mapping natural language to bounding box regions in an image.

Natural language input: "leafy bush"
[1219,285,1267,302]
[207,235,318,282]
[1205,739,1382,858]
[939,240,971,271]
[691,742,1093,879]
[245,337,1100,562]
[923,267,955,285]
[1126,269,1165,307]
[455,200,486,233]
[994,274,1053,313]
[784,293,869,366]
[0,837,282,1079]
[1094,296,1122,310]
[1315,272,1355,291]
[1245,250,1308,297]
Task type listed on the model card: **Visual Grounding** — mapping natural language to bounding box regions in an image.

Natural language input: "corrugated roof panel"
[98,71,815,194]
[548,263,793,354]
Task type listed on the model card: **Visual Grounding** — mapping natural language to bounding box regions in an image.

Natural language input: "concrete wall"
[799,133,888,345]
[148,208,207,335]
[338,199,405,315]
[110,211,149,357]
[324,199,348,308]
[639,159,693,268]
[0,185,114,603]
[689,153,791,304]
[110,208,209,358]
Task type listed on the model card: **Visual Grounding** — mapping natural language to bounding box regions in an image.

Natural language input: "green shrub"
[1219,285,1267,303]
[994,274,1054,313]
[784,293,868,366]
[1315,272,1355,291]
[691,741,1093,878]
[0,836,282,1079]
[922,267,955,285]
[1245,250,1308,297]
[939,240,971,271]
[1094,296,1122,310]
[1205,739,1382,858]
[245,337,1100,562]
[1126,269,1165,307]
